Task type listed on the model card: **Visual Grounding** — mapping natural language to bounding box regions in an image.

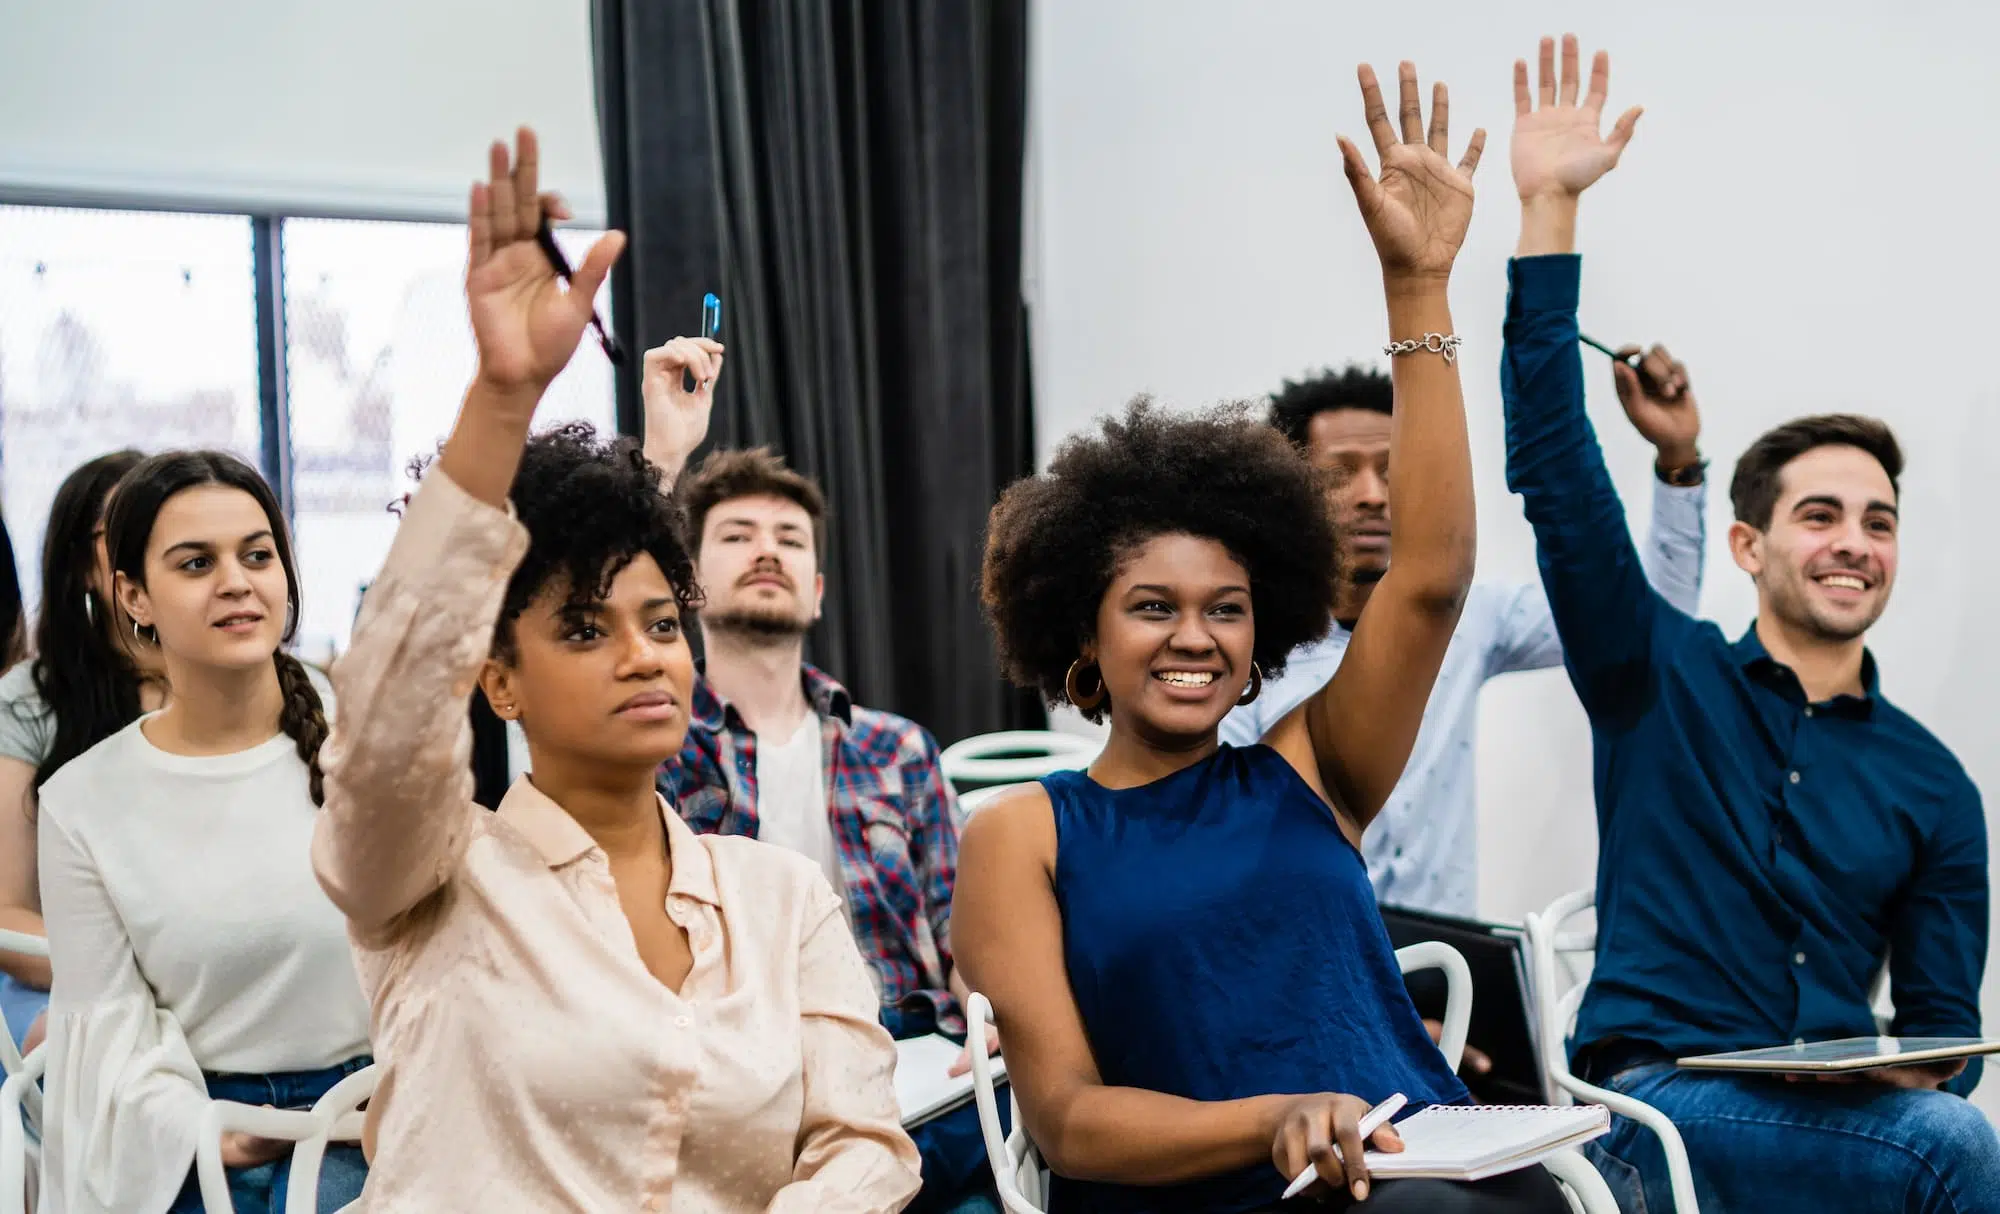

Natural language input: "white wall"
[0,0,604,222]
[1029,1,2000,1109]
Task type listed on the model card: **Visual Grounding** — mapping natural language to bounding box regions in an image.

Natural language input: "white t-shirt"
[36,715,371,1213]
[753,713,842,897]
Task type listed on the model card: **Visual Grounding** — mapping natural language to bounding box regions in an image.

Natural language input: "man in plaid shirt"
[640,344,997,1214]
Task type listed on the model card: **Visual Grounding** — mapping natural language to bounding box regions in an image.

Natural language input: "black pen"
[1580,333,1667,394]
[535,216,625,365]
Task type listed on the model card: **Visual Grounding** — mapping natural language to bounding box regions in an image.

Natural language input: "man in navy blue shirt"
[1501,35,1997,1214]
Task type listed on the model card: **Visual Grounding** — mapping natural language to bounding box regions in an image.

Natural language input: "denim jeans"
[1584,1061,2000,1214]
[906,1086,1010,1214]
[167,1055,373,1214]
[0,974,46,1049]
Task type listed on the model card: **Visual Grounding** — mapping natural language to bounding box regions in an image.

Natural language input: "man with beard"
[641,345,988,1212]
[1502,35,1995,1213]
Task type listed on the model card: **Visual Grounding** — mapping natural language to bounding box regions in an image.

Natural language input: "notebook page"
[1369,1105,1609,1178]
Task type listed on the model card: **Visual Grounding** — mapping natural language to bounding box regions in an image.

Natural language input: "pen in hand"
[1579,333,1677,398]
[536,214,625,365]
[1280,1091,1408,1200]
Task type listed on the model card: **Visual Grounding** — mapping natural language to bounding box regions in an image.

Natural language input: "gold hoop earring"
[1237,662,1263,706]
[1064,658,1105,712]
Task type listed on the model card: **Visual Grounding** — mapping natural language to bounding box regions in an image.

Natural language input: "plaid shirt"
[662,665,963,1036]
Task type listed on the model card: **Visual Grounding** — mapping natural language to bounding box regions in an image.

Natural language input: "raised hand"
[641,336,726,476]
[1338,62,1485,282]
[1612,342,1700,465]
[1511,35,1642,202]
[465,128,626,394]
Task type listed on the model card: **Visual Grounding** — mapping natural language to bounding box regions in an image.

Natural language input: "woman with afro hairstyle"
[955,64,1570,1214]
[310,129,919,1211]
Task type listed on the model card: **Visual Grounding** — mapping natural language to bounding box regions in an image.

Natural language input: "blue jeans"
[0,974,46,1049]
[1585,1061,2000,1214]
[906,1086,1011,1214]
[167,1056,372,1214]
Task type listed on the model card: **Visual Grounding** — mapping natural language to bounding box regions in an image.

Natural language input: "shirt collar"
[1730,624,1879,715]
[495,776,722,906]
[690,661,854,733]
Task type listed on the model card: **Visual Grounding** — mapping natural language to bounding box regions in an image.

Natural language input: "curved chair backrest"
[1523,889,1701,1214]
[940,731,1100,791]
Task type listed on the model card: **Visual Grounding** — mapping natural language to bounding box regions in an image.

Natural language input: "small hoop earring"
[1064,658,1105,712]
[131,618,154,646]
[83,591,96,626]
[1237,662,1263,706]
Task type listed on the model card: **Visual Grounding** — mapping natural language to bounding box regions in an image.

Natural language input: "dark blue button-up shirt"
[1502,254,1988,1097]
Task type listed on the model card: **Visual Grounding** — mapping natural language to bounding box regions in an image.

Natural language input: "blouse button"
[675,1015,691,1028]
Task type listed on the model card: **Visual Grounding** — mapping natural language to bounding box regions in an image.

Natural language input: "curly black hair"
[1268,363,1393,450]
[981,398,1339,720]
[411,422,702,659]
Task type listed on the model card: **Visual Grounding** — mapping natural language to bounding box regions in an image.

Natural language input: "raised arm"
[640,336,724,491]
[1497,36,1687,727]
[1487,342,1707,674]
[314,129,623,935]
[1275,62,1484,824]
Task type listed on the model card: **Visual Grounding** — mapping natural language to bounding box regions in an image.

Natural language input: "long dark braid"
[272,652,328,806]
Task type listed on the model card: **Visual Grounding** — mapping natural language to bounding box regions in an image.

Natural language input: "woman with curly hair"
[310,129,919,1210]
[955,65,1570,1214]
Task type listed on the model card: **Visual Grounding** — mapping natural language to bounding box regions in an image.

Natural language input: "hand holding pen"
[1582,335,1701,470]
[1274,1091,1408,1202]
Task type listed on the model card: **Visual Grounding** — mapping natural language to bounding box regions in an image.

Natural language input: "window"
[0,206,262,606]
[281,218,614,660]
[0,204,618,664]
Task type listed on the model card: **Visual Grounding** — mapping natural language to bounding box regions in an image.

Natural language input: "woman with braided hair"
[35,450,366,1214]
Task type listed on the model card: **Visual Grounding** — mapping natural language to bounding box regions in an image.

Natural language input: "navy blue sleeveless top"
[1044,744,1467,1213]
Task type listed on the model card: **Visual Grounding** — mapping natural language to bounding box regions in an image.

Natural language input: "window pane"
[0,206,261,609]
[281,217,616,661]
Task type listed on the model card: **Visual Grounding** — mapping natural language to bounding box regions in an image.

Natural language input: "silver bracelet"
[1383,333,1463,364]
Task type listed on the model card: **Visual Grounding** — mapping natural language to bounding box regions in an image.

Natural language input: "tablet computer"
[1677,1036,2000,1074]
[1380,905,1547,1104]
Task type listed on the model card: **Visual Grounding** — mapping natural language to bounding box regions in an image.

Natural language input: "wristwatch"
[1656,456,1707,487]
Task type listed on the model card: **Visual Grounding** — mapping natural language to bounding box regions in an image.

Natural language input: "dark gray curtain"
[593,0,1038,744]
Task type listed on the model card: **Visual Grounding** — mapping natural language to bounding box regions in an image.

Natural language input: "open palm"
[1511,35,1642,201]
[1340,63,1485,280]
[465,129,624,392]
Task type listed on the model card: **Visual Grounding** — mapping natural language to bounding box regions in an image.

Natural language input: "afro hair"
[410,421,702,659]
[981,398,1339,720]
[1268,364,1393,450]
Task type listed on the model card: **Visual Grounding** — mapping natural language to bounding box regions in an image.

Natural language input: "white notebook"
[894,1034,1007,1129]
[1365,1104,1610,1181]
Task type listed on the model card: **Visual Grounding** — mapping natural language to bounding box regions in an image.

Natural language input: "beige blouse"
[311,470,920,1213]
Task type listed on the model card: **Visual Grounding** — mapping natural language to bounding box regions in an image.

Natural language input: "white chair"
[0,929,49,1214]
[1524,889,1699,1214]
[196,1063,377,1214]
[940,731,1099,792]
[0,1045,44,1214]
[967,942,1615,1213]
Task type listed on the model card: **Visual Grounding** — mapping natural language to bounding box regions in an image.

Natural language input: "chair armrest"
[0,1046,45,1214]
[965,993,1044,1214]
[196,1102,322,1213]
[1550,1071,1700,1214]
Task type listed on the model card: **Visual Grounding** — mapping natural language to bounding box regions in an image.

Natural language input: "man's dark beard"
[707,605,812,641]
[1351,565,1388,586]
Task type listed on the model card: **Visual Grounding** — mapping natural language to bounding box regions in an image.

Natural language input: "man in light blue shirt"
[1220,359,1708,917]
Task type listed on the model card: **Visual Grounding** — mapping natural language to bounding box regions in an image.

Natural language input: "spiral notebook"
[1365,1104,1610,1181]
